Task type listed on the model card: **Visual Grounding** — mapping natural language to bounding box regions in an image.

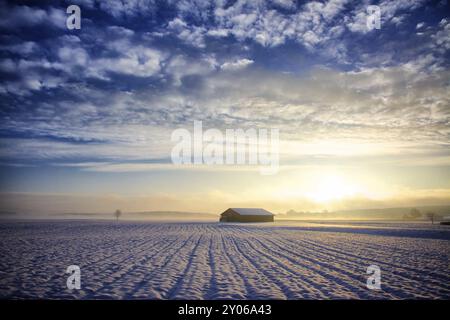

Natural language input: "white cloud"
[0,4,66,29]
[2,54,448,165]
[432,19,450,52]
[1,0,448,171]
[98,0,157,18]
[58,47,89,66]
[0,41,38,55]
[206,28,229,37]
[220,58,254,71]
[166,54,218,85]
[157,0,351,50]
[346,9,369,33]
[96,46,164,77]
[56,39,166,80]
[346,0,426,34]
[167,17,207,48]
[271,0,296,10]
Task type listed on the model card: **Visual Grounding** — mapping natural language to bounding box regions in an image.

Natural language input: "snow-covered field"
[0,220,449,299]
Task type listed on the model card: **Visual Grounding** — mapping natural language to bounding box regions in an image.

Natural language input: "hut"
[219,208,274,222]
[440,216,450,225]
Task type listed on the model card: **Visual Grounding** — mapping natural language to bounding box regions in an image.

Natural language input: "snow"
[0,220,449,299]
[227,208,274,216]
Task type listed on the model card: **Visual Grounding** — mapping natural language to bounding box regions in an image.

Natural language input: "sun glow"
[306,174,361,203]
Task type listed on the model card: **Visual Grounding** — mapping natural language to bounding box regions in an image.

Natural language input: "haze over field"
[1,206,449,221]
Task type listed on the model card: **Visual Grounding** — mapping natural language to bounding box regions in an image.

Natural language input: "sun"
[307,174,360,203]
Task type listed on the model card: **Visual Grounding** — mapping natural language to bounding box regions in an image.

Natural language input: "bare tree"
[426,212,436,224]
[114,209,122,222]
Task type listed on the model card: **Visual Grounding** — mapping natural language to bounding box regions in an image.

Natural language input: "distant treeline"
[282,206,450,220]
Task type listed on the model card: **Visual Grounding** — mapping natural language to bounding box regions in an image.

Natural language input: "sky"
[0,0,449,215]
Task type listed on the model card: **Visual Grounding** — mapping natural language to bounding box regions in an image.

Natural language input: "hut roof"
[227,208,274,216]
